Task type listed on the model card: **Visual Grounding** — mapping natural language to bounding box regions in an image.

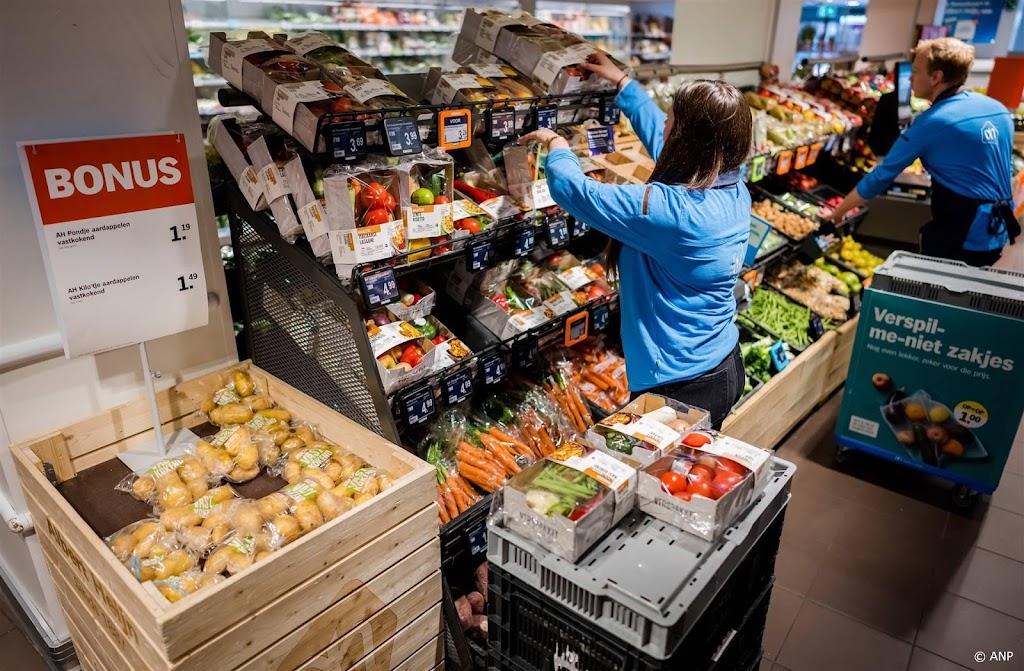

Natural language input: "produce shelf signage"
[602,99,621,126]
[480,352,507,386]
[443,368,474,406]
[564,310,589,346]
[546,216,570,247]
[807,142,823,165]
[535,105,558,132]
[513,337,539,369]
[769,341,789,372]
[360,266,399,309]
[18,133,208,358]
[590,302,610,332]
[794,146,809,170]
[749,155,767,183]
[570,217,589,238]
[467,238,494,272]
[327,121,367,163]
[776,150,793,175]
[586,126,614,155]
[514,224,536,257]
[401,383,435,426]
[488,107,516,142]
[385,116,423,156]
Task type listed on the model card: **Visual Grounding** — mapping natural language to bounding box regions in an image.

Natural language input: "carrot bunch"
[456,440,509,492]
[568,337,630,412]
[544,369,593,432]
[425,443,480,526]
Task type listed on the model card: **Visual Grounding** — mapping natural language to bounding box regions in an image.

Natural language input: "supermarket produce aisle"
[1,389,1020,670]
[762,392,1024,671]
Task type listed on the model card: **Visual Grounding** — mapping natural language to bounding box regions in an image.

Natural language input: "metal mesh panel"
[236,219,386,436]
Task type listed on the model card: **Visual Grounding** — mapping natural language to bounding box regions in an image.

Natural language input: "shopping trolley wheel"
[834,445,852,467]
[951,484,978,511]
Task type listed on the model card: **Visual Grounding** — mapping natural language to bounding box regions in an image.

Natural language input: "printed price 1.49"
[177,272,198,291]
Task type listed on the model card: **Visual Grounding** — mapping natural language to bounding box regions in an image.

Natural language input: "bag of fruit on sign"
[323,159,407,272]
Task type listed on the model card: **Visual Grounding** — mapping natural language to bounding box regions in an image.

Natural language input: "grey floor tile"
[776,600,912,671]
[908,648,971,670]
[0,631,49,671]
[945,506,1024,562]
[942,547,1024,620]
[916,592,1024,669]
[762,586,803,660]
[991,472,1024,516]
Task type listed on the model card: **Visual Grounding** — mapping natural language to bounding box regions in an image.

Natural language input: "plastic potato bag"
[153,570,226,603]
[259,477,354,545]
[198,425,262,483]
[105,520,199,583]
[281,442,365,488]
[116,454,215,511]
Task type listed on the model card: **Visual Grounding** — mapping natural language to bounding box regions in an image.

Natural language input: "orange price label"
[564,311,589,347]
[794,146,809,170]
[807,142,823,165]
[776,150,793,175]
[438,109,471,150]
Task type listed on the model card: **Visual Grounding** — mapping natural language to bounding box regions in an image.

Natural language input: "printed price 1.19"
[170,223,192,242]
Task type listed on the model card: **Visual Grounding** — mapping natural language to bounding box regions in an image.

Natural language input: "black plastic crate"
[442,496,493,670]
[488,511,785,671]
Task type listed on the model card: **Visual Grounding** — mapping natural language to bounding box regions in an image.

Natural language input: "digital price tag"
[384,116,422,156]
[513,337,539,369]
[480,353,507,386]
[442,368,473,406]
[466,238,494,272]
[769,341,789,372]
[590,302,610,332]
[327,120,367,163]
[586,126,614,155]
[564,310,589,346]
[570,217,589,238]
[776,150,793,175]
[488,106,516,142]
[602,99,621,125]
[793,146,809,170]
[400,383,435,426]
[808,313,825,341]
[438,109,471,150]
[359,266,399,309]
[749,155,767,183]
[807,142,823,165]
[546,216,570,247]
[514,225,536,258]
[468,521,487,555]
[535,104,557,131]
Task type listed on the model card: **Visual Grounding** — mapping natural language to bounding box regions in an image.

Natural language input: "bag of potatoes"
[153,569,225,603]
[280,441,364,487]
[117,454,215,511]
[196,425,262,483]
[105,520,199,582]
[201,368,277,426]
[258,477,356,547]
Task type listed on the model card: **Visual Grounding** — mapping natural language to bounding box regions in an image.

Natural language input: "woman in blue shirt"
[520,53,752,428]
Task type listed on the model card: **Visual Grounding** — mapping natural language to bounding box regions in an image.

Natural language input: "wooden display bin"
[11,363,443,671]
[723,314,859,448]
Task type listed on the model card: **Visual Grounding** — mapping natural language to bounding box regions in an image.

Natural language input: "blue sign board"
[942,0,1003,45]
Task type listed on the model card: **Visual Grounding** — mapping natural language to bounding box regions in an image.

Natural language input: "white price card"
[19,133,209,358]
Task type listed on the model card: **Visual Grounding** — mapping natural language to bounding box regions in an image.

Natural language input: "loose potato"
[270,514,301,544]
[258,493,290,519]
[293,499,324,533]
[233,371,256,397]
[301,468,335,492]
[132,476,156,501]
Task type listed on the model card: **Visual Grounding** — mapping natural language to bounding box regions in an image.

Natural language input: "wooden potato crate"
[12,363,442,671]
[724,315,859,448]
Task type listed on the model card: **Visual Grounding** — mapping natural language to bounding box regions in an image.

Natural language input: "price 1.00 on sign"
[19,132,208,358]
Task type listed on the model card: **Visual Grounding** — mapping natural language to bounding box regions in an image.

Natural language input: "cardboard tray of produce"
[11,362,440,671]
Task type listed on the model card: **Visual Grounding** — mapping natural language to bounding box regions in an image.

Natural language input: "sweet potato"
[454,595,473,630]
[475,561,488,600]
[467,591,485,615]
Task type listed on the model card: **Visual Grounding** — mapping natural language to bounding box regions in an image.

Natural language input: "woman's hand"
[581,51,626,87]
[519,129,569,151]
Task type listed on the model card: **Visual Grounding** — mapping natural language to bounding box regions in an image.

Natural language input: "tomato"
[587,285,608,300]
[688,479,713,500]
[710,470,745,500]
[688,465,716,483]
[672,491,692,502]
[360,182,394,211]
[330,97,354,113]
[457,217,482,234]
[361,207,393,228]
[433,195,451,204]
[660,471,688,495]
[682,432,713,448]
[715,457,747,475]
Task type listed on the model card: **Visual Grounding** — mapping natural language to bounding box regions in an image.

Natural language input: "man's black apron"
[919,88,1021,266]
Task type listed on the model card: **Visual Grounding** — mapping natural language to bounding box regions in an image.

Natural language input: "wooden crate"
[823,315,859,397]
[12,363,440,671]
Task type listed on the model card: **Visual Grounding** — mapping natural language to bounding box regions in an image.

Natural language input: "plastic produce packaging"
[399,149,456,257]
[117,454,215,511]
[105,520,199,583]
[638,430,772,540]
[153,570,225,603]
[586,393,711,467]
[494,440,636,561]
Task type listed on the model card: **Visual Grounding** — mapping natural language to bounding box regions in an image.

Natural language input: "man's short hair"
[913,37,975,88]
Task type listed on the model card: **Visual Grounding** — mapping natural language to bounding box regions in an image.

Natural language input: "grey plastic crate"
[487,456,795,660]
[871,251,1024,319]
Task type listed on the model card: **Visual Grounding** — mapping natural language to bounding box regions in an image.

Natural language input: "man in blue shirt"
[828,38,1019,267]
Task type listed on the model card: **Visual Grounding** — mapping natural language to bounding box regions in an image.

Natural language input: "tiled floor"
[763,392,1024,671]
[0,391,1021,671]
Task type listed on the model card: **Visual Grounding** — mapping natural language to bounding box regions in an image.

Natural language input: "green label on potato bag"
[836,289,1024,492]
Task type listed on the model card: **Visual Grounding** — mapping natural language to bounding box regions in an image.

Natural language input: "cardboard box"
[637,432,773,540]
[399,151,455,240]
[323,161,407,274]
[469,279,557,340]
[502,441,636,561]
[587,394,711,467]
[388,278,436,321]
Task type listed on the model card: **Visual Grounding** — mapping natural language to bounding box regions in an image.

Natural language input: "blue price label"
[769,341,789,372]
[327,121,367,163]
[808,313,825,341]
[513,337,538,369]
[384,117,422,156]
[360,267,399,310]
[547,217,569,247]
[467,239,494,271]
[586,126,614,155]
[489,107,516,141]
[535,105,557,131]
[570,217,589,238]
[468,520,487,555]
[442,368,473,406]
[591,303,610,331]
[514,225,535,257]
[480,353,507,386]
[602,99,620,125]
[401,384,435,426]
